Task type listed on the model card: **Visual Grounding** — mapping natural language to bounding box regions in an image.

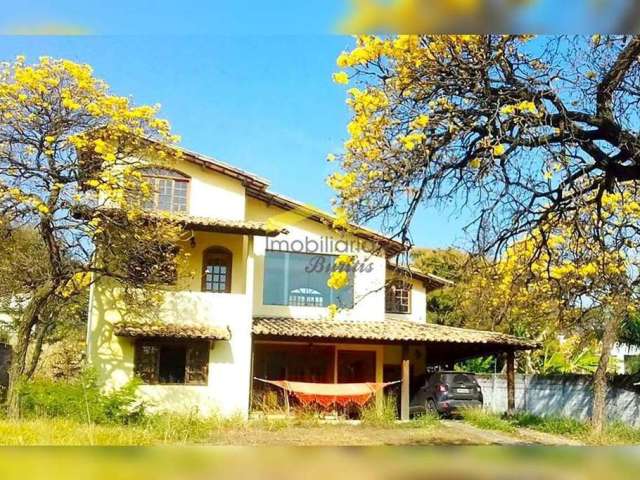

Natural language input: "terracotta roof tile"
[166,213,286,237]
[252,317,538,349]
[114,321,231,340]
[83,207,287,237]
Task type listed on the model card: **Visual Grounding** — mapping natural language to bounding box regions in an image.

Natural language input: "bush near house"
[15,370,144,425]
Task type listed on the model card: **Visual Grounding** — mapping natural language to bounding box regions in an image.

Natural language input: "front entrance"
[253,343,334,382]
[337,350,376,383]
[251,342,379,414]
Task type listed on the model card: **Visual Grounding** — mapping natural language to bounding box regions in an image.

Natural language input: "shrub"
[17,369,144,425]
[460,407,516,433]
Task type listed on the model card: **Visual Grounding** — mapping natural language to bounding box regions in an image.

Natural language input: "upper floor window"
[385,280,411,314]
[143,168,189,213]
[202,247,232,293]
[263,251,354,308]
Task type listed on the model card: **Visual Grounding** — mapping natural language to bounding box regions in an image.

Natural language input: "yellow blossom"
[335,254,355,266]
[332,71,349,84]
[469,158,481,169]
[492,144,506,156]
[327,270,349,290]
[399,132,426,151]
[36,203,50,214]
[411,114,430,128]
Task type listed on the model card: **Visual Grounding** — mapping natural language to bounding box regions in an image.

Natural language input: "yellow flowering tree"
[331,35,640,432]
[330,35,640,248]
[460,200,639,433]
[0,57,183,417]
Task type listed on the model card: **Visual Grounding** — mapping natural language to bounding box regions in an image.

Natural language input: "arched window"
[202,247,232,293]
[142,168,190,213]
[288,287,324,307]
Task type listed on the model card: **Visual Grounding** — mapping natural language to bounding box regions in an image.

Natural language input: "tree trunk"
[6,281,55,419]
[591,311,620,434]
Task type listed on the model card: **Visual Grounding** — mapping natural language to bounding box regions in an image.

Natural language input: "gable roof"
[178,147,407,255]
[177,146,270,191]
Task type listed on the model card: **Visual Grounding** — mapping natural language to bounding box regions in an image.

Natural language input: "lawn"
[459,408,640,446]
[0,414,470,446]
[4,408,640,446]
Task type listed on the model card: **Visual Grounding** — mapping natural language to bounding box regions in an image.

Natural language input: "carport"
[252,317,540,419]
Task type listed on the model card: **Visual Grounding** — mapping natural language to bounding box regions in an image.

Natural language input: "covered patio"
[251,316,539,418]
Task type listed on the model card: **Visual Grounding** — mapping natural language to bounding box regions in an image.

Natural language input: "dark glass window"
[263,251,354,308]
[134,340,209,385]
[202,247,232,293]
[385,280,411,314]
[158,345,186,384]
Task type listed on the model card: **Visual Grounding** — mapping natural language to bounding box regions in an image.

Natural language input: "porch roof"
[114,321,231,341]
[78,207,287,237]
[166,213,286,237]
[252,317,539,350]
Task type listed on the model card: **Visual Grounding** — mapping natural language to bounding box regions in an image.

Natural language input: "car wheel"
[426,399,438,415]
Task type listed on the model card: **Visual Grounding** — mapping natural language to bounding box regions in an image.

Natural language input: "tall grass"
[512,412,640,445]
[404,411,440,429]
[459,408,516,433]
[602,421,640,445]
[512,412,589,437]
[360,395,398,426]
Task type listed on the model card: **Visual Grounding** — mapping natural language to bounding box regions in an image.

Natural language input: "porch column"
[245,235,255,416]
[506,350,515,415]
[401,345,410,421]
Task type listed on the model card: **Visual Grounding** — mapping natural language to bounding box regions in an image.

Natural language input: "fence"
[476,373,640,427]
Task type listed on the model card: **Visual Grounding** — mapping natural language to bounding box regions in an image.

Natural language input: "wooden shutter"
[186,342,210,385]
[134,342,160,384]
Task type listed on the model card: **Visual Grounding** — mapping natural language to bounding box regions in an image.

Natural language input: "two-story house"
[87,147,537,418]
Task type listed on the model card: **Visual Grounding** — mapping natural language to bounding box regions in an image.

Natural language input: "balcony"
[157,291,251,327]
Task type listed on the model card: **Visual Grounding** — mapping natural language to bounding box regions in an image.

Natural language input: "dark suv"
[410,371,483,417]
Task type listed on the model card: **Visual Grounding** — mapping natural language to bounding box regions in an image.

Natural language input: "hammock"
[255,378,400,407]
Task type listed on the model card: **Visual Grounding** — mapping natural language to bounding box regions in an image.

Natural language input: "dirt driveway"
[206,420,581,446]
[439,420,583,446]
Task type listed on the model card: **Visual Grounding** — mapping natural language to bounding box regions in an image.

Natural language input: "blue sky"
[0,2,628,249]
[0,35,472,249]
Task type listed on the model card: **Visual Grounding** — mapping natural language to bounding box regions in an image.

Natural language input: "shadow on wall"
[90,281,238,400]
[476,374,640,427]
